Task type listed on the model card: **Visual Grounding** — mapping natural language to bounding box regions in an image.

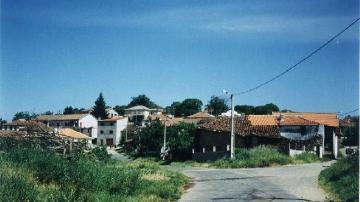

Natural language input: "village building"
[97,117,128,147]
[124,105,163,126]
[106,108,119,119]
[194,112,340,160]
[35,114,98,139]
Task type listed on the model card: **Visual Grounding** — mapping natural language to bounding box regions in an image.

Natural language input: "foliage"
[319,152,359,202]
[63,106,85,114]
[0,140,188,201]
[130,121,196,160]
[342,116,359,146]
[128,94,159,109]
[234,105,255,115]
[114,105,127,116]
[12,111,37,121]
[91,146,111,162]
[213,146,321,168]
[0,118,6,126]
[42,110,54,115]
[235,103,280,115]
[92,92,109,120]
[165,101,182,116]
[168,98,203,117]
[206,96,229,116]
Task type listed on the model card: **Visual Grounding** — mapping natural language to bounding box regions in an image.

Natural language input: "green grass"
[0,140,188,201]
[319,153,359,202]
[212,146,323,168]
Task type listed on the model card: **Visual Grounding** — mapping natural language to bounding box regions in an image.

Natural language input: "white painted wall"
[79,114,98,138]
[97,118,128,146]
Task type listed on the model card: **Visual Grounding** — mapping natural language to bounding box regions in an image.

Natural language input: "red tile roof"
[280,116,319,126]
[272,112,339,127]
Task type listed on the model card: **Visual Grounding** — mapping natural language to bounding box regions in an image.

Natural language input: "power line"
[340,108,359,116]
[234,18,359,96]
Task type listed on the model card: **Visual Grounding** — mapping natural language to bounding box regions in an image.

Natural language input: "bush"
[0,138,187,201]
[293,152,320,163]
[91,146,111,161]
[319,152,359,202]
[214,146,292,168]
[0,173,38,201]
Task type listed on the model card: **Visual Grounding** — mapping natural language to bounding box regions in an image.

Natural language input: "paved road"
[180,162,333,202]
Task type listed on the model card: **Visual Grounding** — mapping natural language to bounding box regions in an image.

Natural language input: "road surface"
[180,162,332,202]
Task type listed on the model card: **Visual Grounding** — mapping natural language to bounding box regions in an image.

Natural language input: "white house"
[124,105,163,125]
[97,117,128,147]
[35,114,98,139]
[106,108,119,119]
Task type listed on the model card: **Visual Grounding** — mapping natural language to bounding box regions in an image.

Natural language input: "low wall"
[193,151,229,161]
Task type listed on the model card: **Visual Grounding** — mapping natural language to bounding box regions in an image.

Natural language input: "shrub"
[319,152,359,202]
[91,146,111,161]
[293,152,320,163]
[0,173,38,201]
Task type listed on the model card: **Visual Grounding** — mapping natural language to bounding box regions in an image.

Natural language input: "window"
[110,123,114,126]
[100,122,104,126]
[109,130,113,134]
[57,123,60,127]
[100,130,104,134]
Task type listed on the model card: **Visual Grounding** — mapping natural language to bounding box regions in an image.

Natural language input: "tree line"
[6,93,291,122]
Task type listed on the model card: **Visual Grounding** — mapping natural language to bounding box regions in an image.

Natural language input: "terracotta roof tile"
[248,115,278,126]
[273,112,339,127]
[280,116,319,126]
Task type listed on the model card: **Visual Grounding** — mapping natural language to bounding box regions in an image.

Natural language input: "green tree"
[342,116,359,146]
[235,105,255,115]
[128,94,159,109]
[206,96,229,116]
[165,102,182,116]
[12,112,37,121]
[179,98,203,117]
[254,103,279,115]
[113,105,127,116]
[0,118,7,126]
[63,106,84,114]
[42,111,53,115]
[91,93,108,120]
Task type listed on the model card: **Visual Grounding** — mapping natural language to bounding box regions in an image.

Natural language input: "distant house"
[97,117,128,147]
[106,108,119,119]
[35,114,98,139]
[125,105,163,126]
[1,119,52,132]
[220,110,241,117]
[194,112,340,160]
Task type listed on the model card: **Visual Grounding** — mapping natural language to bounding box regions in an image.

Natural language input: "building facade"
[97,117,128,147]
[35,114,98,138]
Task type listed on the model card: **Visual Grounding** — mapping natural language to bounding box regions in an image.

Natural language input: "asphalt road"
[179,162,333,202]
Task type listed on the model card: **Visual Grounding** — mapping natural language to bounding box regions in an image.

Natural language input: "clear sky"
[1,0,359,120]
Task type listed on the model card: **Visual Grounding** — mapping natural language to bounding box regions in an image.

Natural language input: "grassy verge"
[318,152,359,202]
[212,146,324,168]
[0,140,187,201]
[136,146,325,169]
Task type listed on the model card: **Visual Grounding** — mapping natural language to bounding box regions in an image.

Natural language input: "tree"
[235,103,280,115]
[12,112,37,121]
[178,98,203,117]
[63,106,84,114]
[128,94,159,109]
[165,102,182,116]
[206,96,229,116]
[42,111,53,115]
[113,105,127,116]
[342,116,359,146]
[91,93,108,120]
[0,118,7,126]
[235,105,255,115]
[254,103,279,115]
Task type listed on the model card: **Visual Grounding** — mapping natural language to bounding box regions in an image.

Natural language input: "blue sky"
[1,0,359,120]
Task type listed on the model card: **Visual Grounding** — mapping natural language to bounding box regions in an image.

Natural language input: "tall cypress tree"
[92,93,108,120]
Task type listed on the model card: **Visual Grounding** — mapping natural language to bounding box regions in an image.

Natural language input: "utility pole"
[224,90,235,159]
[230,93,235,159]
